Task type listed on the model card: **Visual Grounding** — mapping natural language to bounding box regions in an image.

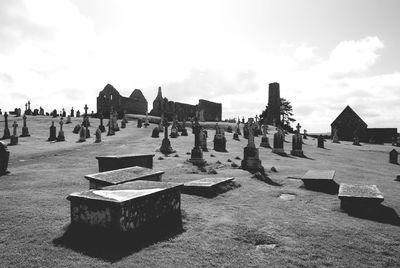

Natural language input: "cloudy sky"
[1,0,399,132]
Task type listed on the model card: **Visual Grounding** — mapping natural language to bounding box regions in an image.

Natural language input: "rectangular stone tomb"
[85,166,164,189]
[96,153,154,172]
[183,177,236,197]
[67,181,183,232]
[301,170,338,193]
[338,183,384,210]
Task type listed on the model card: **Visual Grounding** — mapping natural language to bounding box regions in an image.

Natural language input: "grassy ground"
[1,115,400,267]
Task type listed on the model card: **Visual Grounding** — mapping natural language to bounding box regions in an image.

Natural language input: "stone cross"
[59,117,64,131]
[248,121,255,148]
[193,117,201,148]
[28,101,30,110]
[4,112,8,128]
[296,123,301,134]
[12,121,18,136]
[84,104,88,116]
[25,103,28,111]
[23,114,27,127]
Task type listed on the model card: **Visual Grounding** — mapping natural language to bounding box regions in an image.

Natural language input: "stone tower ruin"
[266,82,281,126]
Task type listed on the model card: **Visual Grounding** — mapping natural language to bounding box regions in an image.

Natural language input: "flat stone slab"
[302,170,335,181]
[183,177,236,197]
[338,183,384,201]
[67,181,183,232]
[96,153,154,172]
[85,166,164,189]
[301,170,338,194]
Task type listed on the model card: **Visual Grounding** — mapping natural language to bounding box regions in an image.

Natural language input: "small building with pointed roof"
[330,105,368,142]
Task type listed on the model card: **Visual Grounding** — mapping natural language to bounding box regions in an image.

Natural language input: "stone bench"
[301,170,339,194]
[85,166,164,189]
[67,181,183,233]
[183,177,236,197]
[338,183,384,210]
[96,154,154,172]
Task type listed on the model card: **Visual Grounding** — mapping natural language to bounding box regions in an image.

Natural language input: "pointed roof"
[331,105,367,127]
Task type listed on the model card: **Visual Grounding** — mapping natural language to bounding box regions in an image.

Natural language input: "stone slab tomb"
[338,183,384,211]
[85,166,164,189]
[183,177,236,197]
[96,153,154,172]
[301,170,339,194]
[67,181,183,233]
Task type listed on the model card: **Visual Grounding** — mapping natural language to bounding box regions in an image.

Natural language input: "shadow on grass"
[182,181,241,198]
[53,215,185,263]
[343,205,400,226]
[272,152,293,158]
[300,180,339,195]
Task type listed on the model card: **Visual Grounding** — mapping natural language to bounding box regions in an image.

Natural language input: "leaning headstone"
[48,121,57,141]
[9,121,18,145]
[1,112,11,140]
[66,115,72,124]
[20,114,30,137]
[272,128,285,154]
[151,127,160,138]
[0,141,10,175]
[213,124,227,152]
[78,124,86,142]
[259,124,270,148]
[72,124,81,134]
[189,117,206,166]
[160,117,176,155]
[338,183,384,211]
[95,128,101,143]
[389,149,398,164]
[200,128,208,152]
[241,121,262,172]
[317,135,324,148]
[291,123,304,157]
[57,118,65,142]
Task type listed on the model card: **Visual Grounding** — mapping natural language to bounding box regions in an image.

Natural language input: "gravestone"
[57,118,65,142]
[227,126,233,133]
[62,108,66,118]
[32,109,39,116]
[1,112,11,140]
[353,136,360,146]
[301,170,338,194]
[389,149,398,164]
[137,118,143,128]
[233,132,240,141]
[151,127,160,138]
[66,115,72,124]
[183,177,236,197]
[200,128,208,152]
[291,123,304,157]
[0,141,10,175]
[20,114,30,137]
[78,124,86,142]
[95,128,101,143]
[107,118,115,136]
[98,113,106,132]
[112,111,119,132]
[73,124,81,134]
[243,123,249,139]
[121,120,126,128]
[85,123,90,139]
[144,112,150,128]
[67,181,183,233]
[160,117,176,155]
[397,136,400,147]
[51,109,58,118]
[96,154,155,172]
[213,124,227,152]
[82,115,90,128]
[236,118,242,135]
[181,119,188,136]
[259,124,270,148]
[9,121,18,145]
[241,121,262,172]
[48,121,57,141]
[84,104,89,117]
[332,128,340,143]
[15,108,21,117]
[85,166,164,189]
[158,114,164,133]
[76,110,80,117]
[303,129,308,139]
[317,135,324,148]
[338,183,384,211]
[170,126,179,138]
[272,128,285,154]
[39,107,44,116]
[70,107,74,117]
[189,117,206,166]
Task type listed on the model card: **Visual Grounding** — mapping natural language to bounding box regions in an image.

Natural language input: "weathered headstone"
[189,117,206,166]
[181,119,188,136]
[9,121,18,145]
[39,106,44,116]
[1,112,11,140]
[332,128,340,143]
[57,118,65,142]
[78,124,86,142]
[144,112,150,128]
[236,117,242,135]
[20,114,30,137]
[241,121,262,172]
[0,141,10,175]
[291,123,304,157]
[259,124,270,148]
[0,109,2,115]
[389,149,398,164]
[227,126,233,133]
[233,132,240,141]
[76,110,80,117]
[95,128,101,143]
[151,127,160,138]
[137,118,143,128]
[73,124,81,134]
[32,109,39,116]
[122,110,128,124]
[272,128,285,154]
[353,136,360,146]
[48,121,57,141]
[243,123,249,139]
[85,122,90,139]
[70,107,74,117]
[200,128,208,152]
[170,126,179,138]
[317,135,324,148]
[98,113,106,132]
[213,123,227,152]
[62,108,66,118]
[66,115,72,124]
[107,119,115,136]
[160,116,176,155]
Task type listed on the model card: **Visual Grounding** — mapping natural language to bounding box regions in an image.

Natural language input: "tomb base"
[20,127,30,137]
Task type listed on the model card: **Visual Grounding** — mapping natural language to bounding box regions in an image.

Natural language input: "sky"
[1,0,400,132]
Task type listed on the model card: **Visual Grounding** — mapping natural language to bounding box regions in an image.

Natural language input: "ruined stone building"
[266,82,281,126]
[331,105,397,143]
[149,87,222,122]
[97,84,148,118]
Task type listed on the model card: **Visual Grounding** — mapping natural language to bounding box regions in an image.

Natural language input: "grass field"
[1,115,400,267]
